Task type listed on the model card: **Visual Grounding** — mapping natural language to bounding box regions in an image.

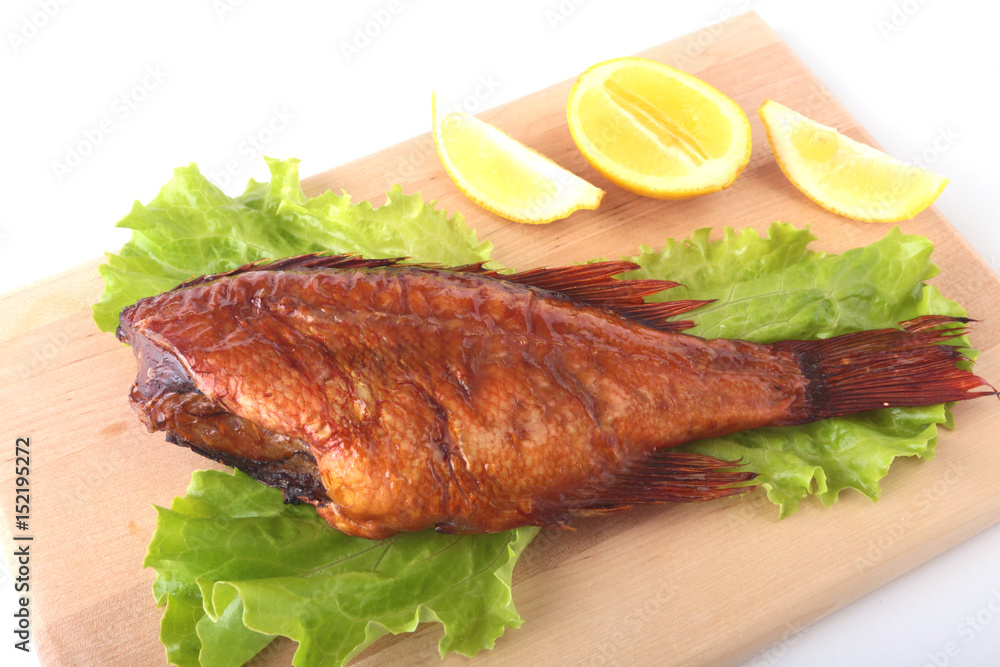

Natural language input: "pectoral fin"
[569,450,757,514]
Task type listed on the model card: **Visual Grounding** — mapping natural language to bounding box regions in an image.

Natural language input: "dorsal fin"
[171,253,406,290]
[171,253,708,332]
[466,261,710,332]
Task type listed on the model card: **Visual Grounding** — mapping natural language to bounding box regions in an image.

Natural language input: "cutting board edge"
[712,499,1000,665]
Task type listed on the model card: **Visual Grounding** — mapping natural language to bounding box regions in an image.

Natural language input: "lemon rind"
[566,57,752,200]
[758,99,948,223]
[433,93,605,224]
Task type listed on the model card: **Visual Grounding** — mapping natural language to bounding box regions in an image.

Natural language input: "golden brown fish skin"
[120,264,812,538]
[126,326,330,503]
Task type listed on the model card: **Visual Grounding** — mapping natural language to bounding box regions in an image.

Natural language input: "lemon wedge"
[566,57,752,199]
[432,94,604,224]
[758,99,948,223]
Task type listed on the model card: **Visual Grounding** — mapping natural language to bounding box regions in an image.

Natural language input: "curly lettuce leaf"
[146,470,537,667]
[627,223,969,516]
[92,157,492,332]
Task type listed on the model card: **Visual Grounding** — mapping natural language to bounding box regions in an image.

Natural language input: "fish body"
[118,255,992,538]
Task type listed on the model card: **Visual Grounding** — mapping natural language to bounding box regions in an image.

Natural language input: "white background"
[2,1,999,666]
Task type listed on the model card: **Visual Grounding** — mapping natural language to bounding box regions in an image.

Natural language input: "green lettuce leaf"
[145,470,537,667]
[626,223,969,516]
[92,157,492,333]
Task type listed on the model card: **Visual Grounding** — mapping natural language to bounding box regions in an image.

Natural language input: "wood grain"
[2,11,998,666]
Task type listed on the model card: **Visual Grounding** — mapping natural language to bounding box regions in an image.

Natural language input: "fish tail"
[773,315,997,422]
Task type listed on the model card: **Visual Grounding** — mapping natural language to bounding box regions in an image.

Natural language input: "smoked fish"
[117,254,993,538]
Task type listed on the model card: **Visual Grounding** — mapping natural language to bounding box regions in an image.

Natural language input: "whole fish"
[117,254,993,538]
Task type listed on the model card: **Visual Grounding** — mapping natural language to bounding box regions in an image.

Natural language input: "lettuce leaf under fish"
[92,156,492,333]
[627,224,968,516]
[145,470,536,667]
[98,158,975,666]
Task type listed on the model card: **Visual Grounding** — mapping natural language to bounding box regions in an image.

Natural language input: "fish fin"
[172,253,407,290]
[470,261,711,332]
[773,315,997,421]
[568,451,757,513]
[174,254,708,331]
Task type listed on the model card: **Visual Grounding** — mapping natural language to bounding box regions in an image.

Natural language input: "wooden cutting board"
[3,11,998,666]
